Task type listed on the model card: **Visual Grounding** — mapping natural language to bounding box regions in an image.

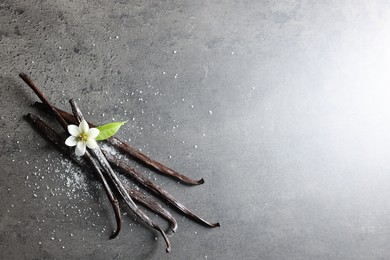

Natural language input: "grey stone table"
[2,1,390,259]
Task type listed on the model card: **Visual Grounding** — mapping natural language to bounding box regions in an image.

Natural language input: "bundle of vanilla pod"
[20,73,219,253]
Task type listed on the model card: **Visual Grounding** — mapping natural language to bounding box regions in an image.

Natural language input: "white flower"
[65,120,100,156]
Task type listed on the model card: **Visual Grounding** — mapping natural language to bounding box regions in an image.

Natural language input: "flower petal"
[65,136,78,147]
[75,141,86,156]
[68,125,80,136]
[87,128,100,139]
[86,138,98,149]
[79,120,89,133]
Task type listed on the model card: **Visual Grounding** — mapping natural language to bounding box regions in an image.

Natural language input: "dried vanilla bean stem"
[33,102,204,185]
[69,99,171,252]
[19,74,122,239]
[109,138,204,185]
[83,150,122,239]
[25,113,123,239]
[128,189,178,234]
[102,150,220,228]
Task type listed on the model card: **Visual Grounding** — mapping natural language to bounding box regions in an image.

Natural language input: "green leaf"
[95,121,127,141]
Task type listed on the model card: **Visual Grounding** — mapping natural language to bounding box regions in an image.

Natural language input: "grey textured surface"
[2,0,390,259]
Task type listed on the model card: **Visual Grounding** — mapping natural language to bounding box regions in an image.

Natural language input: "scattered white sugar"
[62,161,87,191]
[208,110,213,115]
[194,145,198,149]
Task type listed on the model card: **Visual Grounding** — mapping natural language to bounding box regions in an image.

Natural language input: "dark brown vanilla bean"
[19,74,68,129]
[33,102,204,186]
[83,150,123,239]
[25,113,123,239]
[102,150,220,228]
[128,189,178,234]
[69,99,171,252]
[19,74,123,239]
[109,138,204,185]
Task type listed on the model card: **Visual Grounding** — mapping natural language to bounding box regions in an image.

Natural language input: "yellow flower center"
[78,132,88,142]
